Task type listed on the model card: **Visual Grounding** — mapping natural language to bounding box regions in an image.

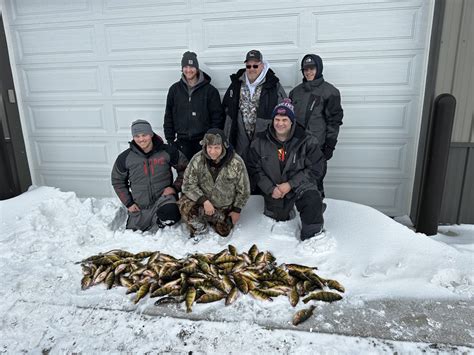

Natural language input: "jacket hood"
[230,67,280,88]
[301,54,323,80]
[181,70,211,87]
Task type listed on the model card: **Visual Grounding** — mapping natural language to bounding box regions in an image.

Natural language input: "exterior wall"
[1,0,434,216]
[436,0,474,223]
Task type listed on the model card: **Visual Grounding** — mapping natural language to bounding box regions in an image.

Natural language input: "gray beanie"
[181,51,199,70]
[131,119,153,136]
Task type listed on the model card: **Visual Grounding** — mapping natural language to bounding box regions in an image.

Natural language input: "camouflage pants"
[178,195,233,237]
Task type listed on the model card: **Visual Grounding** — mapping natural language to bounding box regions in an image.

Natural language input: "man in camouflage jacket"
[111,119,188,232]
[179,128,250,237]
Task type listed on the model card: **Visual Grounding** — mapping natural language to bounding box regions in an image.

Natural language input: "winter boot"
[300,222,324,241]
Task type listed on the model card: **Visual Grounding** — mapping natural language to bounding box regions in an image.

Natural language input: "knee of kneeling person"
[156,203,181,226]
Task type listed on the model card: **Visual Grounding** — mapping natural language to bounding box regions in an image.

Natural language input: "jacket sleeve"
[246,144,275,196]
[277,82,287,102]
[111,150,134,208]
[163,85,176,143]
[222,85,238,147]
[209,86,225,129]
[288,140,324,191]
[167,144,188,192]
[323,88,344,157]
[182,155,207,203]
[232,157,251,212]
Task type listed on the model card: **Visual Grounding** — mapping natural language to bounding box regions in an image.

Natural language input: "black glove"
[322,144,334,161]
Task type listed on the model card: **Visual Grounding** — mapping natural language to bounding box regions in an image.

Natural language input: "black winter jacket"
[289,55,343,160]
[164,71,224,142]
[247,123,324,201]
[111,135,188,209]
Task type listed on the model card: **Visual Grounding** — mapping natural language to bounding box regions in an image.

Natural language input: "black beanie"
[181,51,199,70]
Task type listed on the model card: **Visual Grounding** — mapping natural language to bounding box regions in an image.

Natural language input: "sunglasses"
[246,64,260,69]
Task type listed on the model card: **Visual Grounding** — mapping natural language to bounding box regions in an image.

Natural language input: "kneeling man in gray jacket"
[112,119,188,231]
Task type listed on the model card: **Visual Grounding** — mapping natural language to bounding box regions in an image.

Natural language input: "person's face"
[303,66,317,81]
[245,60,263,83]
[273,115,292,138]
[206,144,223,161]
[182,65,198,81]
[133,133,153,152]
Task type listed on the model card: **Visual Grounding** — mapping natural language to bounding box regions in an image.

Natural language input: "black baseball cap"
[245,50,262,62]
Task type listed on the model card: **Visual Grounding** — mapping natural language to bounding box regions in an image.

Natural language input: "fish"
[289,286,299,307]
[105,271,115,289]
[185,287,196,313]
[81,275,92,290]
[80,246,345,312]
[228,244,238,256]
[326,279,345,293]
[196,293,226,303]
[302,291,343,303]
[134,282,150,304]
[292,305,316,326]
[248,244,259,262]
[225,287,239,305]
[249,289,273,302]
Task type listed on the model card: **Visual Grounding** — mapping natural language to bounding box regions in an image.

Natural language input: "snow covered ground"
[0,186,473,354]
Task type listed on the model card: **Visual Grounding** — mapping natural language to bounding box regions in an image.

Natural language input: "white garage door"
[2,0,433,216]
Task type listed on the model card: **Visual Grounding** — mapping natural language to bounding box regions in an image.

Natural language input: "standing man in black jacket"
[247,99,325,240]
[289,54,343,197]
[164,51,224,161]
[222,50,286,167]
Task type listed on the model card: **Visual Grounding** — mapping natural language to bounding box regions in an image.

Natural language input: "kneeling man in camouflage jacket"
[112,119,188,231]
[179,128,250,237]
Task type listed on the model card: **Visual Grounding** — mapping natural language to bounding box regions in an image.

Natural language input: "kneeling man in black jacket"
[247,99,325,240]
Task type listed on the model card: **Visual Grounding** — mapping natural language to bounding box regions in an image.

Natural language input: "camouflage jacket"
[182,148,250,212]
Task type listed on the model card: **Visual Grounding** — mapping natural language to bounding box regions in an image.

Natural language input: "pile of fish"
[80,244,344,326]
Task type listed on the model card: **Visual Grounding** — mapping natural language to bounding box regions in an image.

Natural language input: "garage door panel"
[39,171,114,198]
[203,14,299,50]
[330,141,407,175]
[105,20,190,54]
[15,25,96,62]
[109,64,177,97]
[113,104,164,134]
[327,55,414,88]
[311,5,427,52]
[325,178,406,215]
[103,0,186,12]
[34,140,111,168]
[10,0,93,23]
[339,98,412,137]
[26,104,106,135]
[22,66,102,98]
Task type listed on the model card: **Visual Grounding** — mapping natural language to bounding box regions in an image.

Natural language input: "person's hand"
[162,186,176,196]
[229,211,240,225]
[203,200,215,216]
[128,203,140,213]
[272,187,284,199]
[277,182,291,197]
